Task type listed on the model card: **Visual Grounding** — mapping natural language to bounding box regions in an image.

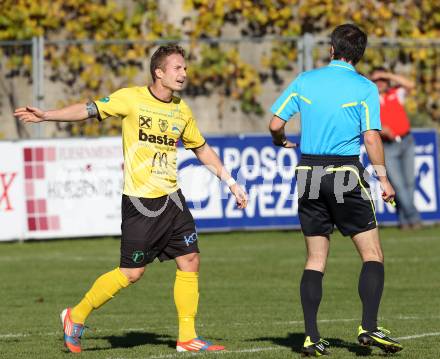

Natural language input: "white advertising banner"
[0,130,439,241]
[20,137,123,239]
[0,142,26,241]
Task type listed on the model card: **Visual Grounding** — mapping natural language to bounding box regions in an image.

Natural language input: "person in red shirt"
[371,68,421,229]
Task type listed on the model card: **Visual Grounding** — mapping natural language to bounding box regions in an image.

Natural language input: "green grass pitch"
[1,227,439,358]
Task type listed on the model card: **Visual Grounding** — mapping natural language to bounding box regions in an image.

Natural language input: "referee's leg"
[352,228,403,352]
[301,235,329,343]
[351,228,384,332]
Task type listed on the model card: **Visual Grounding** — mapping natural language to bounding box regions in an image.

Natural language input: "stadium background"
[1,1,440,358]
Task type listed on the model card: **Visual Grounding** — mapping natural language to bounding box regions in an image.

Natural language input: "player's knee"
[362,249,384,263]
[187,252,199,264]
[305,255,327,272]
[307,251,327,262]
[373,252,384,263]
[176,252,200,272]
[185,253,200,270]
[122,267,145,283]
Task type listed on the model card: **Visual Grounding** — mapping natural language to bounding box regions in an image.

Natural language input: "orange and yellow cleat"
[176,337,225,352]
[60,308,84,353]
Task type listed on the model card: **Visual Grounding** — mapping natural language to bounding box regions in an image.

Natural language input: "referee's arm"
[269,116,297,148]
[269,76,301,148]
[363,130,395,202]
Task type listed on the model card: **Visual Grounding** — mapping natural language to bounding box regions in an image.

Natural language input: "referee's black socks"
[300,269,324,342]
[358,261,384,331]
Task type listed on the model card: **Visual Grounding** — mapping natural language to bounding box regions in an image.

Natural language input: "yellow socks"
[70,267,130,324]
[70,266,199,342]
[174,270,199,342]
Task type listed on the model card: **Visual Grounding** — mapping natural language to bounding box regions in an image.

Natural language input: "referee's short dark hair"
[150,44,185,81]
[331,24,367,65]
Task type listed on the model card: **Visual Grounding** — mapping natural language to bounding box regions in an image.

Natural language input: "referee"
[270,24,402,356]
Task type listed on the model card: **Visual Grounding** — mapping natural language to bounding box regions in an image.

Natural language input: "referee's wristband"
[225,177,236,187]
[273,138,288,147]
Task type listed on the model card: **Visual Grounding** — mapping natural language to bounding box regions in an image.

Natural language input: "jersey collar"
[328,60,356,72]
[147,86,173,103]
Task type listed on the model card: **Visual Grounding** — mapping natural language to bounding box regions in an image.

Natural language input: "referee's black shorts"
[296,154,377,237]
[120,189,199,268]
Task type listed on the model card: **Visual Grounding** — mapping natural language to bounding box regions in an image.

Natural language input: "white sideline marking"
[109,346,285,359]
[0,333,30,338]
[397,332,440,340]
[2,315,440,340]
[106,332,440,359]
[103,331,440,359]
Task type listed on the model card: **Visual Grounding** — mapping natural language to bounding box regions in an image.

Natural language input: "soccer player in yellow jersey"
[15,45,248,354]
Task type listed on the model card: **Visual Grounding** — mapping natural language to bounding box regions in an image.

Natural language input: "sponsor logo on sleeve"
[184,232,198,247]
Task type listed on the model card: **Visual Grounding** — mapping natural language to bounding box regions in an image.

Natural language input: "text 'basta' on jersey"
[95,87,205,198]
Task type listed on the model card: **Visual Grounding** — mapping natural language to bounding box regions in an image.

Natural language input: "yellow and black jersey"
[95,86,205,198]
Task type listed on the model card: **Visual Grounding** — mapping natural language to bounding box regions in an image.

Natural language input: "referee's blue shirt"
[270,60,381,156]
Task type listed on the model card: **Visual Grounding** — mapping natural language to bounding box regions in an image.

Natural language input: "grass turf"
[0,226,439,358]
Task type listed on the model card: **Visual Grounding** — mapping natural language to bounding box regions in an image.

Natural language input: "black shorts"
[296,154,377,237]
[120,189,199,268]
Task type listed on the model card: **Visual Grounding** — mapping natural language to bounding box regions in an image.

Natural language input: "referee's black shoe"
[301,336,330,356]
[358,326,403,353]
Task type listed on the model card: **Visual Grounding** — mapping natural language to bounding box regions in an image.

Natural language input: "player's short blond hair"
[150,44,185,81]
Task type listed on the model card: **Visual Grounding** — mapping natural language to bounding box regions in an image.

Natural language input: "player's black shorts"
[120,189,199,268]
[296,154,377,237]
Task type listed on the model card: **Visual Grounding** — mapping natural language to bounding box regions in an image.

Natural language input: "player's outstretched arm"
[192,143,248,209]
[14,102,98,123]
[363,130,395,203]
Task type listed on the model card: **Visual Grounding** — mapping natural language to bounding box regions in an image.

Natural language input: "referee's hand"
[229,183,248,209]
[282,140,297,148]
[379,178,396,203]
[273,139,298,148]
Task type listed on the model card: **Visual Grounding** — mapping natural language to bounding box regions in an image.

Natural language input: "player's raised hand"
[230,183,248,209]
[371,70,390,81]
[14,106,46,123]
